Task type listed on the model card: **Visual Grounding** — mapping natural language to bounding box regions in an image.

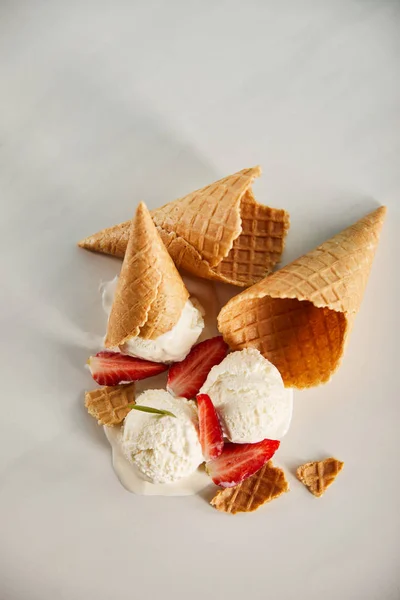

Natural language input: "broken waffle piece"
[85,383,135,426]
[210,461,289,514]
[296,457,344,497]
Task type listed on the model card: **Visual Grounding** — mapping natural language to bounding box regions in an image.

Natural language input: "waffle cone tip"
[105,202,189,348]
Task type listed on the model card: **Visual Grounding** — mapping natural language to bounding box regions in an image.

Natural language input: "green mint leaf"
[127,404,176,418]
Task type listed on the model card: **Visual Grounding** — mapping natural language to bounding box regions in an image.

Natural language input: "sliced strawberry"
[88,351,168,386]
[197,394,224,460]
[206,439,280,488]
[167,336,228,399]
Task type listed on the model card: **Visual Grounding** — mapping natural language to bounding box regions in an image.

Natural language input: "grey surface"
[0,1,399,599]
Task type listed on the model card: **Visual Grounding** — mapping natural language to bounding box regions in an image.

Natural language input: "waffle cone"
[78,167,290,287]
[105,202,189,348]
[218,206,386,388]
[85,383,135,426]
[297,458,344,497]
[210,462,289,514]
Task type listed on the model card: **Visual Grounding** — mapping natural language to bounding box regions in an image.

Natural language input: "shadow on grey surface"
[280,194,381,267]
[55,88,219,336]
[197,482,219,505]
[73,391,109,450]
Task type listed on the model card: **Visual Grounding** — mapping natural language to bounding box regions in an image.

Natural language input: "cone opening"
[219,296,348,388]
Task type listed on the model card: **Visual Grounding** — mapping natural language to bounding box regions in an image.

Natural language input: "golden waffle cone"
[105,202,189,348]
[297,457,344,497]
[218,206,386,388]
[78,167,290,287]
[210,462,289,514]
[85,383,135,426]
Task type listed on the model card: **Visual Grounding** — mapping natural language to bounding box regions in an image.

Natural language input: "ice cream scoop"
[121,389,204,483]
[200,348,293,443]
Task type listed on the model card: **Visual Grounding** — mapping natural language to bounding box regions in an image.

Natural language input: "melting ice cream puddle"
[104,425,210,496]
[101,274,220,496]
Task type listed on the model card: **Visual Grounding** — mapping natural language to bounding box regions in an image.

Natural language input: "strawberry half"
[167,336,228,399]
[206,439,280,488]
[197,394,224,460]
[88,351,168,386]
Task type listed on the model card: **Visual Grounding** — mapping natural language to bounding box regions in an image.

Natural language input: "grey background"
[1,1,399,599]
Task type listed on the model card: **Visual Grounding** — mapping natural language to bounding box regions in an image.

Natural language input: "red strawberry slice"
[206,439,280,488]
[167,336,228,399]
[88,351,168,386]
[197,394,224,460]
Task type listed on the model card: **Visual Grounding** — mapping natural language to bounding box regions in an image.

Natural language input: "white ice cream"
[200,348,293,444]
[121,389,204,483]
[101,276,204,363]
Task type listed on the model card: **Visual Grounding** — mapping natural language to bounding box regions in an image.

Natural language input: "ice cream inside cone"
[104,202,204,363]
